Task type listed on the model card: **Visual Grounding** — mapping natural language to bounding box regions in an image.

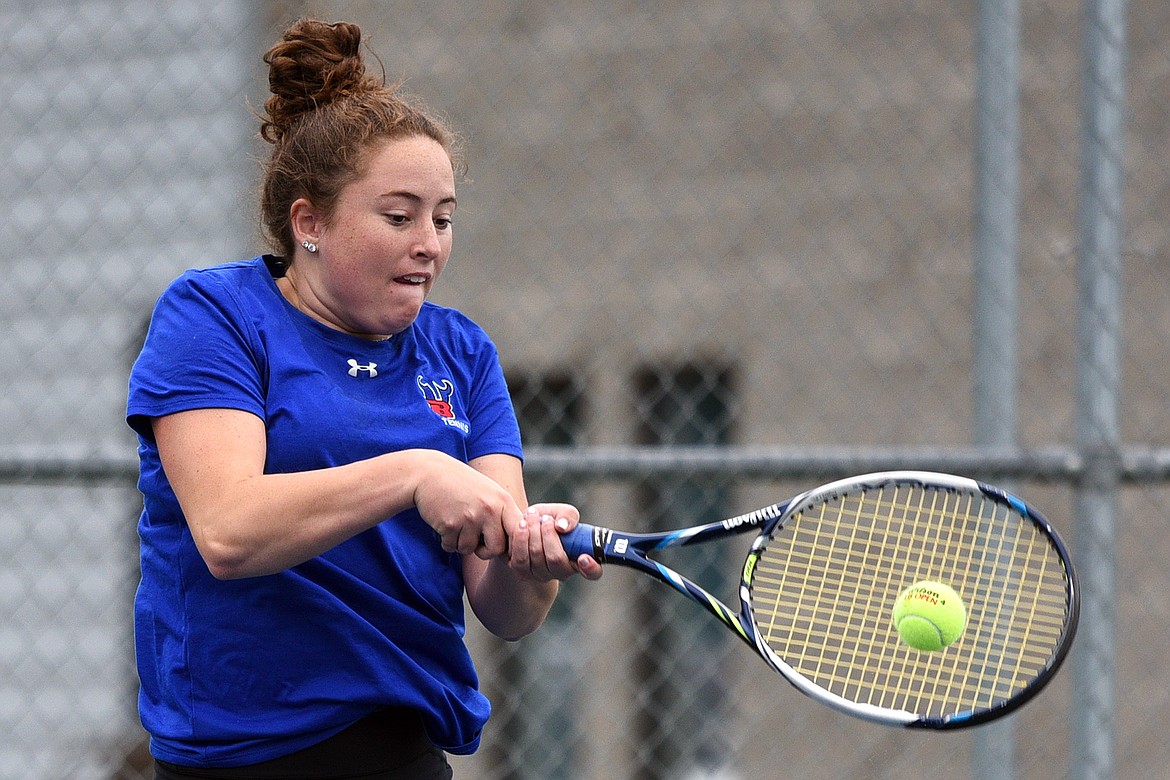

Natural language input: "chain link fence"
[2,1,1168,778]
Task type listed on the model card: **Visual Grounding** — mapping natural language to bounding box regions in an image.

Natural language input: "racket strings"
[749,483,1072,721]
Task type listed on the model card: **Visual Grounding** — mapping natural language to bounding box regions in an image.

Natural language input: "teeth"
[401,275,427,284]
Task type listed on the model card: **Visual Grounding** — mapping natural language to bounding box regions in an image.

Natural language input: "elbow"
[492,619,544,643]
[190,520,260,580]
[198,539,252,580]
[478,585,558,642]
[204,558,248,581]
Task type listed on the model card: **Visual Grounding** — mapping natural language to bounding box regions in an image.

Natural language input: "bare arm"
[462,454,602,641]
[154,407,523,579]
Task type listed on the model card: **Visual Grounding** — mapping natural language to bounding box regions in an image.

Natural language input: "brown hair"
[258,18,463,259]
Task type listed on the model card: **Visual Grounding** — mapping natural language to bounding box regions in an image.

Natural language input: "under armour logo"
[347,359,378,378]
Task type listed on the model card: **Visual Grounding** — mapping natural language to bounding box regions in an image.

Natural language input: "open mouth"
[395,274,429,285]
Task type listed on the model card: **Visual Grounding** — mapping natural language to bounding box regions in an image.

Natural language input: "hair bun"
[260,18,384,143]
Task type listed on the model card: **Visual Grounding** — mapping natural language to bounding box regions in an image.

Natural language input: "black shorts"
[153,708,453,780]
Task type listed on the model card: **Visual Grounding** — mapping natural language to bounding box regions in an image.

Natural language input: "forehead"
[352,135,456,200]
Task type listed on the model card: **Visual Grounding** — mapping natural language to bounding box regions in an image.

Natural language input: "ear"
[290,198,324,247]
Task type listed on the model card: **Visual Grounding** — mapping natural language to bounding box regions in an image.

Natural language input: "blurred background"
[1,0,1167,777]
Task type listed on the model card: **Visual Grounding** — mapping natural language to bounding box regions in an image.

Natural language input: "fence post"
[1072,0,1127,777]
[973,0,1021,776]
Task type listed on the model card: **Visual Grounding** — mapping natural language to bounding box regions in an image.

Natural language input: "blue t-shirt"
[126,256,522,767]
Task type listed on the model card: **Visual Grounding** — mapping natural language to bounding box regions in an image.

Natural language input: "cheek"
[431,246,451,279]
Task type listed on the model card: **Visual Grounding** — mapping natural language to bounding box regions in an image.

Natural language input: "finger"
[476,518,508,559]
[537,514,578,579]
[508,513,532,569]
[530,502,580,528]
[438,526,460,554]
[474,532,500,560]
[576,554,603,581]
[530,513,556,569]
[457,523,485,557]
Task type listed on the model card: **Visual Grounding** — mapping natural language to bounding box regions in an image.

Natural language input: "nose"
[412,221,443,259]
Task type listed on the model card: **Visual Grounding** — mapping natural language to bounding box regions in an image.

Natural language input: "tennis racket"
[560,471,1078,729]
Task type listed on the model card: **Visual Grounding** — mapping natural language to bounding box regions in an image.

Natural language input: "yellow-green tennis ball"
[892,581,967,652]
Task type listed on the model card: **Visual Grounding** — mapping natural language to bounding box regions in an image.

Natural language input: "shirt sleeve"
[127,270,266,441]
[463,332,524,462]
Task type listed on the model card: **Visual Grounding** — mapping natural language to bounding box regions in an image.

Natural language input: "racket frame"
[561,470,1079,730]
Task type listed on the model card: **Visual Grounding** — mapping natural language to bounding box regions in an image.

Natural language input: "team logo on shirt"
[417,374,470,434]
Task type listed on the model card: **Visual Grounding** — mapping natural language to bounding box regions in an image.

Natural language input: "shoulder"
[161,256,271,299]
[154,257,283,327]
[144,257,285,353]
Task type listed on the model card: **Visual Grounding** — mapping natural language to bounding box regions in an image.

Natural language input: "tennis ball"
[892,581,966,652]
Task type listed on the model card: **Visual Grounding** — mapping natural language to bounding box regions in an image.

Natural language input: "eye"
[385,213,409,226]
[434,216,453,230]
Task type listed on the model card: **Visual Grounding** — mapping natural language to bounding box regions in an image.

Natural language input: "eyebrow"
[377,190,457,208]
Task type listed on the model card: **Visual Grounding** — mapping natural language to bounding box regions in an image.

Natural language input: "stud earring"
[301,240,318,253]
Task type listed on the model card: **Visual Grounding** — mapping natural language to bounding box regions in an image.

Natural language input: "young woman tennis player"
[127,18,601,779]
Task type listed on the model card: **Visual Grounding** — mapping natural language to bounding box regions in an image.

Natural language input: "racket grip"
[559,522,599,560]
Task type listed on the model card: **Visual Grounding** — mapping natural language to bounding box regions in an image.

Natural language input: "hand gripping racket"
[560,471,1078,729]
